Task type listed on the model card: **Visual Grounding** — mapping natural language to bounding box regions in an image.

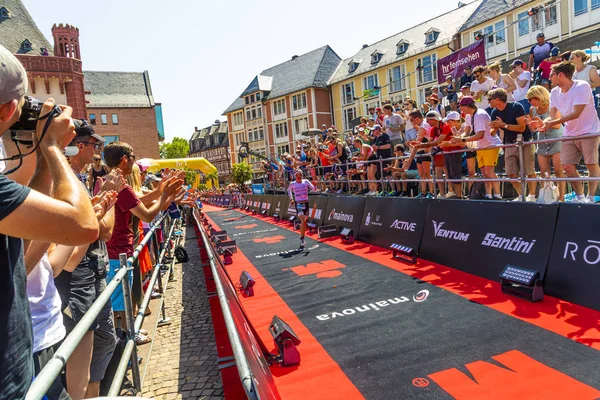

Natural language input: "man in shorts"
[288,169,315,248]
[536,61,600,202]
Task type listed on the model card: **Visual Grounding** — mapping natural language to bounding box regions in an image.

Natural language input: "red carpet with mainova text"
[199,204,600,400]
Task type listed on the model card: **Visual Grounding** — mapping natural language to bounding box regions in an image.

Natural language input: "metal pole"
[120,253,142,391]
[431,155,437,198]
[379,157,385,194]
[517,134,527,202]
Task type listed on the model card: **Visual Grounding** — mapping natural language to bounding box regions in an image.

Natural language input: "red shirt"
[538,59,559,79]
[106,186,141,260]
[429,123,462,151]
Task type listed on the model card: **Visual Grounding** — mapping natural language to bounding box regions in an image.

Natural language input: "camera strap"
[1,107,62,175]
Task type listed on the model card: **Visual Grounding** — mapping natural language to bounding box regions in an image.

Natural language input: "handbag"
[537,173,559,204]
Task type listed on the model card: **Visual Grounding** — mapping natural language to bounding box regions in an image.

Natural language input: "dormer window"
[21,39,32,52]
[371,50,384,64]
[348,60,360,73]
[256,92,261,101]
[396,40,409,55]
[0,7,9,18]
[425,28,440,44]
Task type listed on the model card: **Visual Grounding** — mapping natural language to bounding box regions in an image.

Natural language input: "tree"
[159,137,189,159]
[231,162,252,187]
[184,168,197,187]
[205,171,219,188]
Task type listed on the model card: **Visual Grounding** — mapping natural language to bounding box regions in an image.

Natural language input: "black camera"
[10,96,62,131]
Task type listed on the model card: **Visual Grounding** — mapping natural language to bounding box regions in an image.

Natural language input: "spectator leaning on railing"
[531,61,600,203]
[0,44,100,400]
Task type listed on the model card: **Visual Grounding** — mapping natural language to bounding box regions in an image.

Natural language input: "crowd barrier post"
[517,134,527,202]
[430,158,437,198]
[378,157,385,192]
[119,253,142,391]
[152,232,171,326]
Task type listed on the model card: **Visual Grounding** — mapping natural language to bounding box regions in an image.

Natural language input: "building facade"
[223,46,342,175]
[329,1,482,133]
[84,71,164,159]
[189,120,231,182]
[458,0,600,65]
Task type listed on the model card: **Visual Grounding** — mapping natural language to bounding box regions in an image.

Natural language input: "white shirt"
[27,254,66,353]
[467,108,502,148]
[550,80,600,137]
[470,78,495,109]
[288,179,314,202]
[513,71,531,102]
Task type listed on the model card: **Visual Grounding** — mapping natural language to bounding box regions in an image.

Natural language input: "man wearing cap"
[510,59,532,113]
[528,33,554,75]
[460,65,474,88]
[288,169,314,248]
[453,96,503,199]
[0,45,99,399]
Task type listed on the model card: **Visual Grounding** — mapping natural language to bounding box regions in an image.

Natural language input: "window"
[233,112,244,127]
[22,39,32,51]
[277,145,290,156]
[101,114,108,125]
[256,92,261,101]
[495,21,506,43]
[544,1,558,24]
[363,74,379,92]
[111,114,118,125]
[103,135,119,144]
[292,93,307,111]
[258,128,264,140]
[250,94,255,103]
[293,117,308,135]
[484,25,494,47]
[396,42,408,55]
[246,109,251,120]
[342,107,356,132]
[275,122,288,138]
[273,99,286,115]
[518,11,529,35]
[371,51,383,64]
[245,96,250,105]
[425,30,439,44]
[593,0,600,10]
[574,0,588,15]
[389,65,406,93]
[0,7,9,18]
[341,82,355,105]
[348,61,359,73]
[89,113,96,125]
[256,105,262,119]
[417,54,437,85]
[251,108,257,119]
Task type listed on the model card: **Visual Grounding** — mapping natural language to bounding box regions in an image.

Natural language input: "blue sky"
[24,0,461,142]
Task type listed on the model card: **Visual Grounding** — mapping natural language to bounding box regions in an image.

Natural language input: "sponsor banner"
[545,204,600,311]
[260,194,274,214]
[359,197,428,250]
[216,239,237,253]
[252,194,262,212]
[419,200,557,281]
[318,224,338,239]
[223,194,231,206]
[212,230,228,241]
[284,196,298,220]
[323,196,366,238]
[251,183,265,194]
[269,195,288,217]
[307,196,329,226]
[437,40,486,84]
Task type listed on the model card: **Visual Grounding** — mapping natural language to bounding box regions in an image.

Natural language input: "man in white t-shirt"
[382,104,405,147]
[469,65,496,112]
[509,59,532,113]
[535,61,600,203]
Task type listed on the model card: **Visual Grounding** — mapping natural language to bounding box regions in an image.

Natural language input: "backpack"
[469,180,486,200]
[174,245,189,263]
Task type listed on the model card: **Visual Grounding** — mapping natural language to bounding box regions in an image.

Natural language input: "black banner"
[323,196,366,238]
[306,196,329,226]
[419,200,558,281]
[359,197,429,250]
[318,224,338,238]
[545,203,600,311]
[243,195,252,209]
[270,195,288,217]
[216,239,237,253]
[283,195,297,220]
[252,195,262,212]
[212,230,228,241]
[259,195,273,214]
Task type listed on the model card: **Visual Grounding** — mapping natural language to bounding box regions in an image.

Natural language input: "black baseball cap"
[74,119,105,143]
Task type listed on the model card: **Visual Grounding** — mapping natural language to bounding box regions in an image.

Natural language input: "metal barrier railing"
[266,132,600,202]
[26,212,180,400]
[192,209,259,400]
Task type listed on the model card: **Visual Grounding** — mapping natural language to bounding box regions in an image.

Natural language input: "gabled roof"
[190,121,229,151]
[223,45,342,114]
[459,0,532,32]
[84,71,155,108]
[329,0,482,85]
[241,75,273,97]
[0,0,53,55]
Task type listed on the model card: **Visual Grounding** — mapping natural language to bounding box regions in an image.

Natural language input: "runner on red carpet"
[288,169,314,249]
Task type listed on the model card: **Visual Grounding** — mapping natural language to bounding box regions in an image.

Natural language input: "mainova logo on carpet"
[255,244,319,258]
[316,290,430,321]
[233,228,278,237]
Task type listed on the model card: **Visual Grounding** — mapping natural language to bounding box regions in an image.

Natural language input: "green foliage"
[159,137,189,159]
[231,162,252,185]
[184,168,197,186]
[204,171,219,187]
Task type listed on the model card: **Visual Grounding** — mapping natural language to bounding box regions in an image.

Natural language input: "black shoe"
[299,237,306,249]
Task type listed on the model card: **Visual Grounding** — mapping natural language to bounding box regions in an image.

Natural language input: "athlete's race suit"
[288,179,314,216]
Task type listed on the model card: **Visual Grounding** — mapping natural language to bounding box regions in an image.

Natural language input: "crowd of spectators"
[0,45,200,400]
[259,36,600,203]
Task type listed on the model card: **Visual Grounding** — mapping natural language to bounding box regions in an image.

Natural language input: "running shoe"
[299,237,306,249]
[426,193,435,199]
[415,192,426,199]
[512,195,524,202]
[445,191,456,199]
[388,191,398,197]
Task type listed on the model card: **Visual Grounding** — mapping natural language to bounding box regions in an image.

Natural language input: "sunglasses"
[93,158,101,162]
[127,154,137,160]
[80,142,103,151]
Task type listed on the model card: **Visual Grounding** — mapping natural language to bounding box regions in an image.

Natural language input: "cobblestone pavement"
[141,227,224,399]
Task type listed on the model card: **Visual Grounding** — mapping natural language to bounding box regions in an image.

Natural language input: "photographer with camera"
[0,44,99,400]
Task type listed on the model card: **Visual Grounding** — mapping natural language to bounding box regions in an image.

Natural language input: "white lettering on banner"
[432,221,469,241]
[390,220,417,232]
[316,293,427,321]
[441,52,481,75]
[481,233,536,254]
[563,240,600,265]
[233,228,278,237]
[256,244,319,259]
[328,208,354,223]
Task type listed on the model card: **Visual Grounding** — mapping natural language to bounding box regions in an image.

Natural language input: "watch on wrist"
[504,123,508,129]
